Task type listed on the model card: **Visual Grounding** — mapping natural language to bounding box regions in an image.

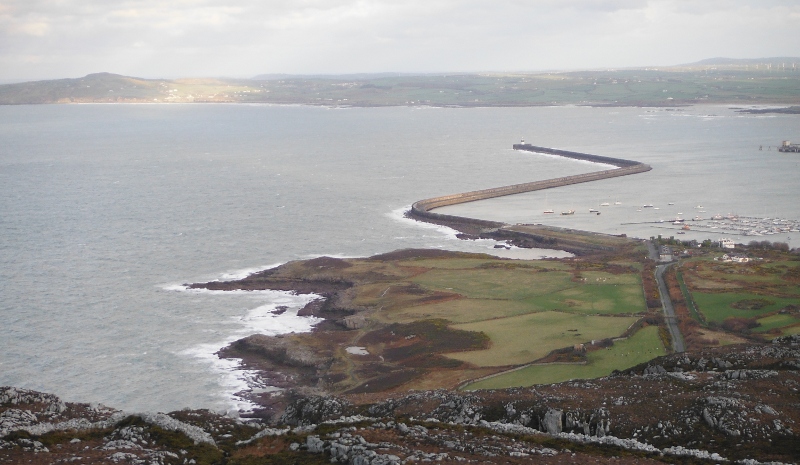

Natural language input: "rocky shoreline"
[2,335,799,464]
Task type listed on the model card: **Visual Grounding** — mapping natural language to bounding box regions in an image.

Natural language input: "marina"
[622,214,800,239]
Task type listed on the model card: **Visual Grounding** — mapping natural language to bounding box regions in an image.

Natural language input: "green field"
[410,267,574,300]
[397,258,570,271]
[464,326,665,390]
[693,292,800,323]
[777,325,800,337]
[523,280,644,315]
[692,260,800,288]
[754,314,800,333]
[407,265,645,316]
[445,311,639,367]
[380,298,538,324]
[218,249,661,394]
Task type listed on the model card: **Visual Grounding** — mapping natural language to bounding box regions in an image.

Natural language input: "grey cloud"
[0,0,797,80]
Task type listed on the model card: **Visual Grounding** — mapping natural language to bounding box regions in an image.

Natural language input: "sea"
[1,103,798,414]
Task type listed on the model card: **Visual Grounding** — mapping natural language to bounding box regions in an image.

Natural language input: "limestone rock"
[542,409,563,434]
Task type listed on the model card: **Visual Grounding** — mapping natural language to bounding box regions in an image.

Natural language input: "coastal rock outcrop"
[223,334,332,369]
[3,339,799,464]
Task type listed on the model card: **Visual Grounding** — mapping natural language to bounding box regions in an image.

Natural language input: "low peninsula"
[3,142,799,464]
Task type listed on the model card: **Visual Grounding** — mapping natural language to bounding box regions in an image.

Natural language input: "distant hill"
[0,72,168,104]
[681,57,800,67]
[3,61,800,106]
[0,72,258,104]
[252,72,417,81]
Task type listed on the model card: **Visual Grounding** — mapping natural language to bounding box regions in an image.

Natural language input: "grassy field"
[214,248,660,394]
[685,258,800,292]
[777,325,800,337]
[396,258,571,271]
[523,279,644,315]
[363,253,648,373]
[692,292,799,323]
[464,326,664,390]
[680,252,800,339]
[410,267,574,301]
[445,311,639,367]
[376,298,537,325]
[754,314,800,333]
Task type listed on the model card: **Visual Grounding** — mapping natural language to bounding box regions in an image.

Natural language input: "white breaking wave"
[387,205,571,259]
[216,263,284,281]
[169,280,323,413]
[387,205,461,241]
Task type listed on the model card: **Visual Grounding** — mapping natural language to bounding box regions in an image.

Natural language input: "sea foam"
[169,276,323,413]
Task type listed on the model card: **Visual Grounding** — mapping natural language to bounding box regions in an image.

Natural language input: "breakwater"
[408,144,651,230]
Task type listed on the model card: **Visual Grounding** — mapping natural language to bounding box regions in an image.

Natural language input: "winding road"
[645,241,685,353]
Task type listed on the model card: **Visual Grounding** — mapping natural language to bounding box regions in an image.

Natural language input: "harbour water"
[0,104,798,413]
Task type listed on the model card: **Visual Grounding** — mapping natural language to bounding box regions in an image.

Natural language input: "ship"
[778,140,800,153]
[561,210,575,215]
[543,209,554,214]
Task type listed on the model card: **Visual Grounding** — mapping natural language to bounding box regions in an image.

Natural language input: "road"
[655,262,686,353]
[646,240,686,353]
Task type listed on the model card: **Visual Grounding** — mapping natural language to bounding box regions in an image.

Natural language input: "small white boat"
[614,201,622,205]
[643,204,654,208]
[589,208,599,213]
[600,202,610,206]
[561,210,575,215]
[543,209,554,214]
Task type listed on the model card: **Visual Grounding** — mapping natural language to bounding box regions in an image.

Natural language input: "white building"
[719,238,735,249]
[720,253,749,263]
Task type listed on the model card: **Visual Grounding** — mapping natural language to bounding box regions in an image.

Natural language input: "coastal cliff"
[2,335,799,464]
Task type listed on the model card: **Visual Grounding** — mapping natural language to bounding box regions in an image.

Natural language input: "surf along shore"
[189,144,661,418]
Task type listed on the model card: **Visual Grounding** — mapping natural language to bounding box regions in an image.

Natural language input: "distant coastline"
[3,67,800,106]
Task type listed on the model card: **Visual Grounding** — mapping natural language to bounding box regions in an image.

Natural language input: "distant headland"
[2,57,800,106]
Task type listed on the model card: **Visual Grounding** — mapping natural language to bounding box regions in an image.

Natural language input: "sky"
[1,0,799,81]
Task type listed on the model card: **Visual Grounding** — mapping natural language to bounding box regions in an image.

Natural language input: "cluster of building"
[655,237,768,263]
[715,253,751,263]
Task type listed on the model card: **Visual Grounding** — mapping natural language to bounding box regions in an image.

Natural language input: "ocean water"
[441,107,800,241]
[1,103,797,413]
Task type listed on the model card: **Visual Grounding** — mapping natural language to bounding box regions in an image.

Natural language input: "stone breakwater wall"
[409,144,651,225]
